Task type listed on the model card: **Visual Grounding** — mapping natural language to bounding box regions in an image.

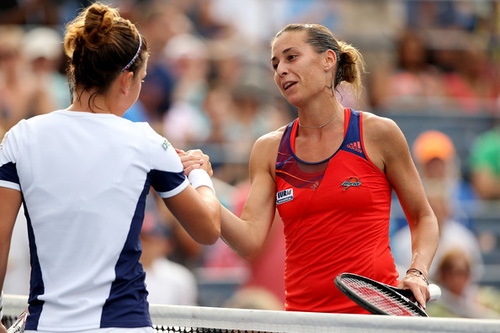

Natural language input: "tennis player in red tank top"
[179,24,439,313]
[276,108,398,313]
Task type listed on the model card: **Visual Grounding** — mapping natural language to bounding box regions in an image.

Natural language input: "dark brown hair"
[273,23,365,100]
[64,2,148,107]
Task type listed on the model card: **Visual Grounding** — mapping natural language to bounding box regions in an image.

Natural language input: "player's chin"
[283,92,304,108]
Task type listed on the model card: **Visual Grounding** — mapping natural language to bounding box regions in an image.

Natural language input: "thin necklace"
[298,109,343,129]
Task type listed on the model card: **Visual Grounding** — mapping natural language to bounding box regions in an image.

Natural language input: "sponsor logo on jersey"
[346,141,362,153]
[162,138,171,151]
[276,188,293,204]
[341,177,361,191]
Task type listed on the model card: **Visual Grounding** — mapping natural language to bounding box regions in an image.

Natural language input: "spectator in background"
[391,130,481,277]
[426,248,500,319]
[214,83,284,185]
[0,25,23,130]
[0,25,53,131]
[208,37,247,91]
[162,32,212,148]
[192,83,234,174]
[391,130,477,238]
[390,130,477,236]
[369,29,446,113]
[185,0,232,39]
[22,26,70,111]
[140,194,198,306]
[405,0,486,32]
[392,184,483,284]
[0,0,60,25]
[125,1,188,131]
[412,130,477,229]
[431,31,500,114]
[204,0,275,55]
[468,120,500,200]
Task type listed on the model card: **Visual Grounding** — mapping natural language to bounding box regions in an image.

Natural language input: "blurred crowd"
[2,0,500,319]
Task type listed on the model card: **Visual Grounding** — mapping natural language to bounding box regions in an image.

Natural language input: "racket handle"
[429,284,441,302]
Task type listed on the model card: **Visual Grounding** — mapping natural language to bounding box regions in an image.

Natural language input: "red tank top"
[275,108,399,313]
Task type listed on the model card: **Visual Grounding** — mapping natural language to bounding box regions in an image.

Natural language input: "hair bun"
[83,4,117,48]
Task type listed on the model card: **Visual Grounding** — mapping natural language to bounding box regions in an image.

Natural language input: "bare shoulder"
[361,112,410,171]
[253,125,286,152]
[249,125,287,174]
[361,111,405,143]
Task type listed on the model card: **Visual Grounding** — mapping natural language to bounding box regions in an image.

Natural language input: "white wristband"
[188,169,215,194]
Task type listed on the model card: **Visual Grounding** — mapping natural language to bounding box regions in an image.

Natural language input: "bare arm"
[163,185,220,245]
[0,187,22,333]
[220,132,281,260]
[179,132,281,260]
[364,114,439,307]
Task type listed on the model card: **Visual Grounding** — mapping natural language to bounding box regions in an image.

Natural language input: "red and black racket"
[7,307,28,333]
[334,272,441,317]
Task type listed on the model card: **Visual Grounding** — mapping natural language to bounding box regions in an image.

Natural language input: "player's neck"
[67,94,113,114]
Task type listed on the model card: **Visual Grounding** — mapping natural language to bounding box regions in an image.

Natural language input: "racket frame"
[7,307,29,333]
[334,272,428,317]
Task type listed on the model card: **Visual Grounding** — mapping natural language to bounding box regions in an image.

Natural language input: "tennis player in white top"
[0,3,220,332]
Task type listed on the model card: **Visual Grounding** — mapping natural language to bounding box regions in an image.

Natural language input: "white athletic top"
[0,110,189,332]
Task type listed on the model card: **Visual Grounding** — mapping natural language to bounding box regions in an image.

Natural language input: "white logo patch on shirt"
[276,188,293,205]
[162,138,171,151]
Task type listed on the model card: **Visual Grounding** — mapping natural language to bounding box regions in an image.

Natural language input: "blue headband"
[120,33,142,74]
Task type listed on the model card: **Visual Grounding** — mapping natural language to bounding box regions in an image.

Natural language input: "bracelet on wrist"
[406,268,429,285]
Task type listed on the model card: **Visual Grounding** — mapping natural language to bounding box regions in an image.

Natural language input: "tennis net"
[2,294,499,333]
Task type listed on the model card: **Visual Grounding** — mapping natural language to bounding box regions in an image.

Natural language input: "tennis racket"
[334,272,441,317]
[7,308,28,333]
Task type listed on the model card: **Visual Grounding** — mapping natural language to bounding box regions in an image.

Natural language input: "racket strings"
[344,278,421,316]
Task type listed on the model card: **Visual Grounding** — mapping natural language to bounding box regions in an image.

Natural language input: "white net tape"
[3,294,499,333]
